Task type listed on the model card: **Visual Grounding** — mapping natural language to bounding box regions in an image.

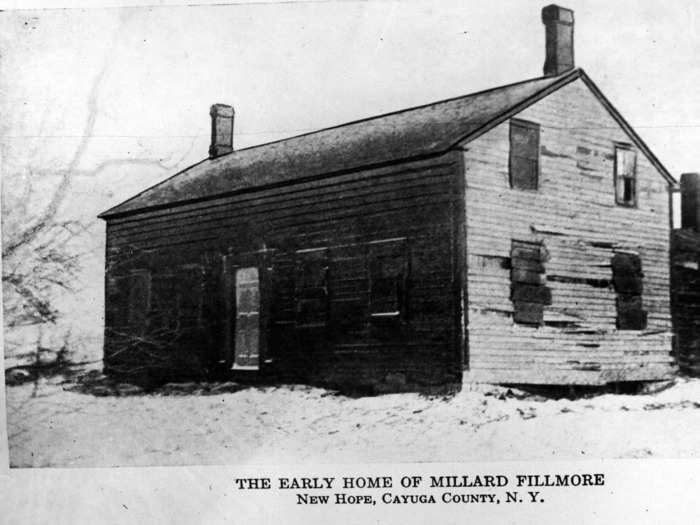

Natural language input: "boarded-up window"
[510,240,550,325]
[509,119,540,190]
[128,270,151,335]
[328,245,367,333]
[149,272,177,332]
[176,266,205,328]
[368,239,408,318]
[612,252,647,330]
[615,145,637,207]
[107,275,131,332]
[295,248,329,328]
[149,266,205,333]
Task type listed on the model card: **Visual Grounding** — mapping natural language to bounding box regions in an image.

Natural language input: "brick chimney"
[681,173,700,230]
[542,4,575,76]
[209,103,234,158]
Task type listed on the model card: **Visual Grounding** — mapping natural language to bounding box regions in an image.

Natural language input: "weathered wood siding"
[462,78,675,384]
[104,153,464,392]
[671,229,700,375]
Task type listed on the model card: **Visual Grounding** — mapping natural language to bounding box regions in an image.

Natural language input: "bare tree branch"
[2,62,108,257]
[2,10,206,371]
[3,10,137,258]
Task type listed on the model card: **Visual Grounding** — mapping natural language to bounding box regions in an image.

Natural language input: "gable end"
[454,69,675,187]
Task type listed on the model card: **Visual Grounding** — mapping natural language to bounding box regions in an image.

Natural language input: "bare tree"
[1,54,109,372]
[2,11,197,376]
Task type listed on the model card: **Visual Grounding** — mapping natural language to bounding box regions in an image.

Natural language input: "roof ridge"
[226,71,571,156]
[100,68,620,219]
[99,72,572,218]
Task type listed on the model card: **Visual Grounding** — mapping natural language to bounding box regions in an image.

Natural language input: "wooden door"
[233,266,261,370]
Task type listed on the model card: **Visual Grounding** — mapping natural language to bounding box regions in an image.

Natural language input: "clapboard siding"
[463,78,675,385]
[104,153,464,391]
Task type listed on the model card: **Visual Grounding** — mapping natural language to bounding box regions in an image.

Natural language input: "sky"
[1,0,700,203]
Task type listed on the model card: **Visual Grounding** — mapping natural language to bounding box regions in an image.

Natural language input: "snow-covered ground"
[6,375,700,468]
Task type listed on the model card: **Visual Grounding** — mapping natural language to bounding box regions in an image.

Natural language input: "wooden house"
[671,173,700,375]
[100,5,678,391]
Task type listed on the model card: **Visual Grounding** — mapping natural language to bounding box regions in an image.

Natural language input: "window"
[510,240,551,326]
[149,265,205,332]
[175,265,205,329]
[368,239,408,319]
[612,252,647,330]
[615,145,637,207]
[294,248,329,328]
[127,269,151,335]
[509,119,540,190]
[327,245,366,333]
[150,272,177,331]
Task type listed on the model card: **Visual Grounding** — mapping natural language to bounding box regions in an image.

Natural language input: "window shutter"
[612,252,647,330]
[106,275,131,331]
[294,248,329,328]
[509,120,540,190]
[511,240,550,326]
[368,238,409,319]
[150,272,177,332]
[328,245,367,334]
[176,265,205,329]
[128,270,151,335]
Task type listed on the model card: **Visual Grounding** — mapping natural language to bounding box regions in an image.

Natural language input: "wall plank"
[104,153,464,392]
[463,78,674,385]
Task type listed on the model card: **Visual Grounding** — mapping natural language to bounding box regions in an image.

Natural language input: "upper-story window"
[509,119,540,190]
[615,144,637,207]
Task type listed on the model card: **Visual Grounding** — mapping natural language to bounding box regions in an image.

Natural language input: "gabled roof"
[100,68,674,219]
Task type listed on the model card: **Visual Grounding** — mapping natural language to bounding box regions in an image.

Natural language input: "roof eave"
[97,149,454,221]
[97,157,210,220]
[99,67,676,221]
[576,70,676,186]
